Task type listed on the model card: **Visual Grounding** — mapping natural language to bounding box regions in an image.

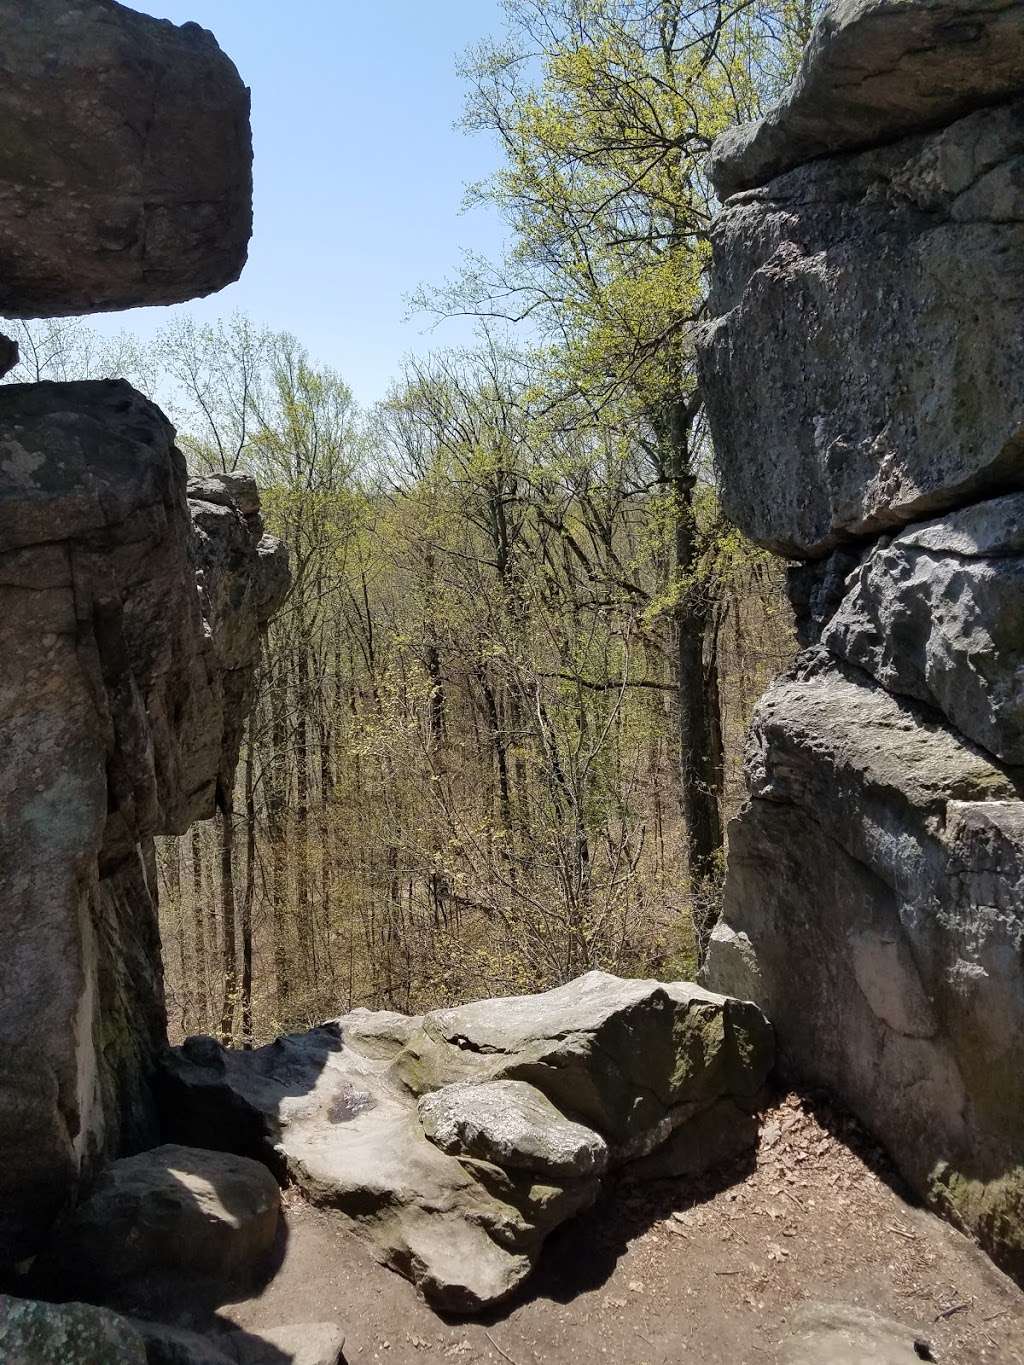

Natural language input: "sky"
[98,0,511,406]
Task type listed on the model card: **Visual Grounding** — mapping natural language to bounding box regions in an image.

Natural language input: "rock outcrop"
[0,381,287,1265]
[52,1145,281,1304]
[700,0,1024,1280]
[0,0,252,316]
[0,0,273,1270]
[159,971,773,1311]
[702,95,1024,557]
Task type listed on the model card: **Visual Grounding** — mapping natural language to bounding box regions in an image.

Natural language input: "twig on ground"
[934,1297,974,1321]
[485,1329,524,1365]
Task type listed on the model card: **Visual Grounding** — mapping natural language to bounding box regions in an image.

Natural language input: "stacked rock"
[698,0,1024,1280]
[0,0,287,1268]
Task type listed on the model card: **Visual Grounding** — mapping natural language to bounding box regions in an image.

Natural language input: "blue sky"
[104,0,510,405]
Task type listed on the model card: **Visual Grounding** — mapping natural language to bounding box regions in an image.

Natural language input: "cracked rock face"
[0,380,287,1266]
[699,0,1024,1279]
[706,656,1024,1278]
[0,0,252,316]
[700,97,1024,559]
[160,972,773,1311]
[822,493,1024,763]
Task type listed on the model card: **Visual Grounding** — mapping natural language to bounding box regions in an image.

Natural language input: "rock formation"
[0,1,284,1272]
[700,0,1024,1278]
[0,0,252,316]
[0,382,287,1264]
[159,971,774,1311]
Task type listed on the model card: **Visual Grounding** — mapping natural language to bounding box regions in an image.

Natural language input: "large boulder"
[160,972,773,1312]
[699,97,1024,558]
[52,1145,281,1302]
[704,653,1024,1277]
[0,0,252,316]
[710,0,1024,199]
[822,493,1024,763]
[0,381,288,1266]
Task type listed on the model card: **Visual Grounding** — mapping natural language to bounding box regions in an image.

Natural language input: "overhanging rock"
[0,0,252,316]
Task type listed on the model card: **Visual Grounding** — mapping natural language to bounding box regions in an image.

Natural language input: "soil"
[189,1089,1024,1365]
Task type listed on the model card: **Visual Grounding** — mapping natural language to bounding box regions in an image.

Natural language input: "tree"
[420,0,816,955]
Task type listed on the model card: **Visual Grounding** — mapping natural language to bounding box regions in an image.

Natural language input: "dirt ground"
[188,1090,1024,1365]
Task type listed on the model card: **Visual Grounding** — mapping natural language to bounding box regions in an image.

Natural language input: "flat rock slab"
[161,972,772,1312]
[0,0,252,315]
[137,1317,346,1365]
[711,0,1024,198]
[53,1145,280,1302]
[782,1302,935,1364]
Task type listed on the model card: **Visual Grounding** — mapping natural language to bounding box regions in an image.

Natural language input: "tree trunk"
[218,798,238,1044]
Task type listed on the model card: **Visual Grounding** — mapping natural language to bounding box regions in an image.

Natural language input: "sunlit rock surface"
[161,971,773,1311]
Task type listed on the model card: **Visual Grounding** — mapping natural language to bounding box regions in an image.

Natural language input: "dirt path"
[206,1091,1024,1364]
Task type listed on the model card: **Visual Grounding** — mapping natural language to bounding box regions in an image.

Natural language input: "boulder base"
[160,972,773,1311]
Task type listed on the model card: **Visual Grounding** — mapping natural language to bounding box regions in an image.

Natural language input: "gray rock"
[419,1079,609,1179]
[0,0,252,316]
[394,971,774,1156]
[704,654,1024,1277]
[137,1318,346,1365]
[781,1302,934,1365]
[0,1295,147,1365]
[0,381,288,1266]
[55,1145,280,1301]
[822,493,1024,762]
[710,0,1024,199]
[160,971,772,1311]
[699,98,1024,557]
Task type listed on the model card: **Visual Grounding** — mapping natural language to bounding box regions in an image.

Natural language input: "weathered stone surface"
[0,1296,343,1365]
[0,1295,147,1365]
[0,0,252,316]
[160,972,772,1311]
[699,98,1024,557]
[136,1318,346,1365]
[419,1080,609,1180]
[0,380,288,1266]
[781,1302,934,1365]
[704,654,1024,1277]
[821,493,1024,764]
[54,1145,280,1300]
[710,0,1024,199]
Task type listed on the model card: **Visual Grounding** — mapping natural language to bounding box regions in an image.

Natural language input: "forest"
[5,0,814,1042]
